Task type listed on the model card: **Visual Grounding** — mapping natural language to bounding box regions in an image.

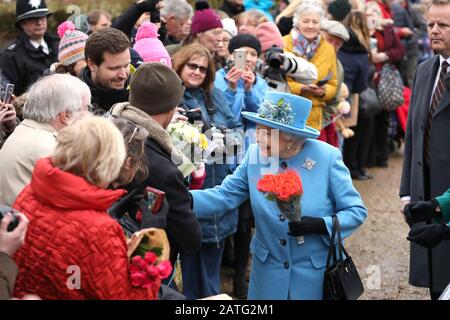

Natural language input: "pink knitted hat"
[190,1,223,35]
[133,22,172,68]
[256,22,284,53]
[57,21,88,66]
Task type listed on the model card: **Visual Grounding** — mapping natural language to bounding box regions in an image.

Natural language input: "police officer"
[0,0,59,96]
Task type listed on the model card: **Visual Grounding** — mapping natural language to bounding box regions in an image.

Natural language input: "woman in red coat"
[12,115,159,300]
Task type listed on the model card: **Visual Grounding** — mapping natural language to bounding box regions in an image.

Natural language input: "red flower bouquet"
[257,170,305,244]
[127,228,173,289]
[129,252,173,288]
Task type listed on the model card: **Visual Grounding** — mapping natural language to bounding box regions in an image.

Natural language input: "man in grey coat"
[400,0,450,300]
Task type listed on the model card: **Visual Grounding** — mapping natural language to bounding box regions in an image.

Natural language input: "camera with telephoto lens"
[0,205,20,232]
[265,46,285,69]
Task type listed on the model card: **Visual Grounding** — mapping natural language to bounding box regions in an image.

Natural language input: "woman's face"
[196,28,223,53]
[297,11,321,42]
[180,55,209,89]
[256,124,304,158]
[238,16,258,36]
[217,32,232,58]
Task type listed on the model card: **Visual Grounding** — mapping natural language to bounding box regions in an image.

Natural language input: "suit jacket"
[192,141,367,299]
[400,54,450,292]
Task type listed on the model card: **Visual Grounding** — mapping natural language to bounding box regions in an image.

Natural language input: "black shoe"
[376,160,388,168]
[351,172,368,180]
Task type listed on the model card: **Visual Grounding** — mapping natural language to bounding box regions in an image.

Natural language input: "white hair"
[22,73,91,123]
[293,1,325,27]
[160,0,193,20]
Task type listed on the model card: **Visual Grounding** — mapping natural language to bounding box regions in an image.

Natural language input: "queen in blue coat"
[191,91,367,299]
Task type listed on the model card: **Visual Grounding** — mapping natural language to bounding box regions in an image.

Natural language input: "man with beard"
[80,28,133,114]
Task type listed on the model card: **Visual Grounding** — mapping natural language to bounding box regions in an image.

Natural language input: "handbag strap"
[326,215,338,268]
[335,215,345,263]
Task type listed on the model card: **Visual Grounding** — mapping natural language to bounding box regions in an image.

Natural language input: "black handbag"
[359,86,382,119]
[323,215,364,300]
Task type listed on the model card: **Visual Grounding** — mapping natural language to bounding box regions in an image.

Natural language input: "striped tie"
[424,60,449,165]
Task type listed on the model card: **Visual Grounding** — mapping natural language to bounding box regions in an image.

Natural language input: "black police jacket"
[0,31,59,96]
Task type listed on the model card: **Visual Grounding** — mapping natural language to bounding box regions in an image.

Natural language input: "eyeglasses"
[186,63,208,75]
[128,126,138,144]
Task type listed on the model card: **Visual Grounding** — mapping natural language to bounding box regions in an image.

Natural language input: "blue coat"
[191,140,367,299]
[182,87,242,243]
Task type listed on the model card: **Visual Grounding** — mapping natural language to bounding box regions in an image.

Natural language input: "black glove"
[288,217,327,237]
[407,223,450,248]
[140,198,169,229]
[107,189,143,220]
[404,199,440,226]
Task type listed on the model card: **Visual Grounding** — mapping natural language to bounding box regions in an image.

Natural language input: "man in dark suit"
[400,0,450,300]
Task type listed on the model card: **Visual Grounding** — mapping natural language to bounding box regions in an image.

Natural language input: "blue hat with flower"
[242,91,320,139]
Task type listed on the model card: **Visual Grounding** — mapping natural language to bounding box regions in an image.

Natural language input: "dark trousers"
[180,240,225,299]
[366,110,390,167]
[343,114,374,175]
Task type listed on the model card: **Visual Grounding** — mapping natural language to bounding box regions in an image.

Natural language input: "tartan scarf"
[291,28,321,61]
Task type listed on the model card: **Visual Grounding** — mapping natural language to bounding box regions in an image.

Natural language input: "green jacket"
[436,188,450,225]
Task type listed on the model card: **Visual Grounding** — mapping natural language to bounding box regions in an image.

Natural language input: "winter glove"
[140,198,169,229]
[108,189,143,220]
[288,217,327,237]
[404,199,440,226]
[407,223,450,248]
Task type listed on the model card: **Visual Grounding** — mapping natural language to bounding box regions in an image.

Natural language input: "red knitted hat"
[190,1,223,35]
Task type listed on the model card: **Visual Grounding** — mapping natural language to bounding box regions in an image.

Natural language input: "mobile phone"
[0,205,20,232]
[233,49,246,70]
[316,72,332,87]
[144,187,165,214]
[1,84,14,104]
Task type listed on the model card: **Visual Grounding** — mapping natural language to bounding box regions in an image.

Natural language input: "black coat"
[0,32,59,96]
[400,55,450,292]
[135,138,202,265]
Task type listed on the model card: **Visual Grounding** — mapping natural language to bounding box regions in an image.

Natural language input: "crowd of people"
[0,0,449,300]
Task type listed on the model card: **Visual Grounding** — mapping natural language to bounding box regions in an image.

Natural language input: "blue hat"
[242,91,320,139]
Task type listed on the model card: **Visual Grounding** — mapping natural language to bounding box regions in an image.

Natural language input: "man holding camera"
[0,0,59,97]
[255,21,318,93]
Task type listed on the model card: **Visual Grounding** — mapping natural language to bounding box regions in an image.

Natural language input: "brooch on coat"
[302,157,316,171]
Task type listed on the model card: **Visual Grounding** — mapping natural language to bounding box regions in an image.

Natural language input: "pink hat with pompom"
[57,21,88,66]
[133,22,172,68]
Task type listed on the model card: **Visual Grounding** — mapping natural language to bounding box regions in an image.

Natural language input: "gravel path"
[220,152,430,300]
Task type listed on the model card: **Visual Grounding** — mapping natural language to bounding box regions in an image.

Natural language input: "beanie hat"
[133,22,172,68]
[327,0,352,22]
[129,63,184,116]
[57,21,88,66]
[228,34,262,56]
[321,20,349,42]
[255,22,284,53]
[222,18,238,37]
[190,1,223,35]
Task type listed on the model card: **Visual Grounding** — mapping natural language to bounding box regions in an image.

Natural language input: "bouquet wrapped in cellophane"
[257,170,305,244]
